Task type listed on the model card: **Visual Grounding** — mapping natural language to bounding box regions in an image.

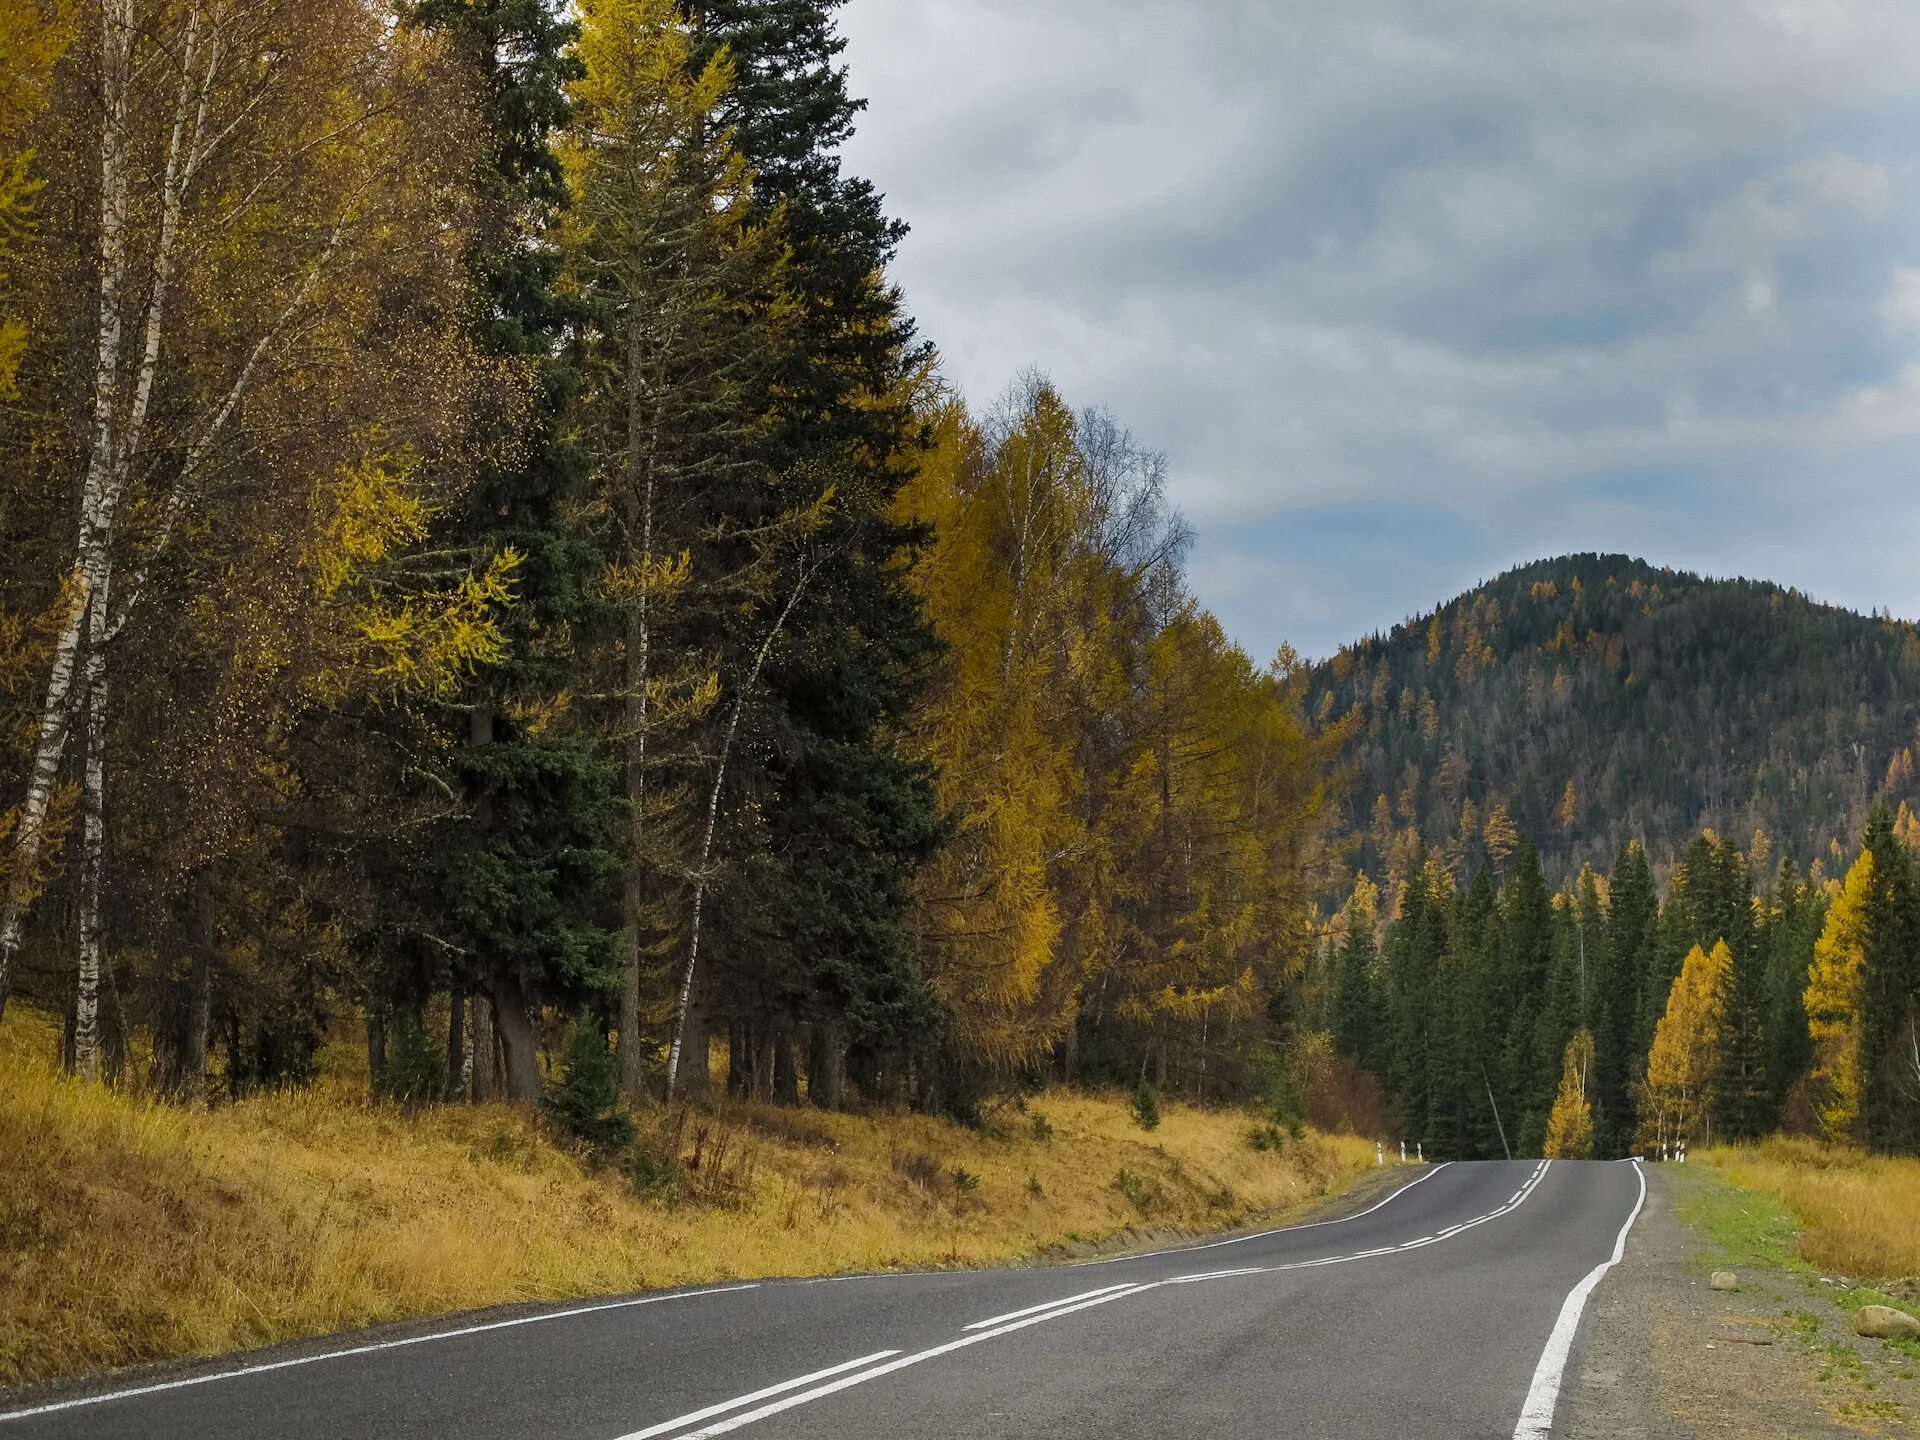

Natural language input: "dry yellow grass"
[1701,1134,1920,1280]
[0,1009,1379,1387]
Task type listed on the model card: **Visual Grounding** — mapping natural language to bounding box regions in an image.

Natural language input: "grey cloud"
[840,0,1920,658]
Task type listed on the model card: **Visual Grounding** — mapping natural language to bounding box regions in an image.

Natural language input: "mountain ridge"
[1305,552,1920,883]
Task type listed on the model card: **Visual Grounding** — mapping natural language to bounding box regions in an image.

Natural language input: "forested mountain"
[1306,554,1920,890]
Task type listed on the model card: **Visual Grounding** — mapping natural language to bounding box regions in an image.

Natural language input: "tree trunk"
[773,1023,800,1107]
[366,1000,387,1089]
[73,562,117,1084]
[149,878,216,1098]
[751,1020,774,1100]
[727,1017,750,1098]
[470,994,494,1102]
[492,972,542,1102]
[447,988,466,1093]
[807,1022,844,1111]
[618,309,656,1103]
[0,0,136,1023]
[677,988,711,1097]
[664,553,825,1097]
[181,944,211,1096]
[617,932,646,1101]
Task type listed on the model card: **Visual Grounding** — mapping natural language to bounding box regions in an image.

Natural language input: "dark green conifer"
[684,0,944,1087]
[394,0,626,1099]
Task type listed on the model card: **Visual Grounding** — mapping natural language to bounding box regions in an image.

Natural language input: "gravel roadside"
[1563,1165,1918,1438]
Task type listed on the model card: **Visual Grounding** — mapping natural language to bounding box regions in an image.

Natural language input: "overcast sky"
[837,0,1920,661]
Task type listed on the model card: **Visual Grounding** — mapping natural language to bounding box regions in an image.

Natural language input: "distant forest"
[1305,554,1920,888]
[1300,815,1920,1161]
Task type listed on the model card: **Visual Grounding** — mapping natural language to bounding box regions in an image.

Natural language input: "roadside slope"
[0,1010,1378,1388]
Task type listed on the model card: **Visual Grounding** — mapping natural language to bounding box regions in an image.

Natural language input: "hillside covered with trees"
[0,0,1329,1122]
[1303,813,1920,1161]
[1306,554,1920,888]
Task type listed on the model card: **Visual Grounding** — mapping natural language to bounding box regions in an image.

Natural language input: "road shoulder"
[1563,1166,1918,1438]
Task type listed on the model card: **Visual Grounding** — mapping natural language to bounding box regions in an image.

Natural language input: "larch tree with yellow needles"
[1806,849,1872,1144]
[1543,1027,1596,1159]
[1637,940,1731,1152]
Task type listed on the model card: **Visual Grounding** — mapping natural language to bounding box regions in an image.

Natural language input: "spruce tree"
[1525,888,1585,1152]
[685,0,943,1088]
[1494,839,1553,1145]
[1426,868,1496,1159]
[1713,931,1774,1140]
[1331,892,1380,1068]
[1383,856,1446,1136]
[1759,858,1820,1117]
[1859,803,1920,1151]
[1595,843,1654,1154]
[398,0,626,1099]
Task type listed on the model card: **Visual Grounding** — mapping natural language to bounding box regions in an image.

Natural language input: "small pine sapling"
[544,1016,636,1160]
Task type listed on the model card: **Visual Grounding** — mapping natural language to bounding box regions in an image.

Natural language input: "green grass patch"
[1672,1167,1806,1275]
[1777,1308,1823,1342]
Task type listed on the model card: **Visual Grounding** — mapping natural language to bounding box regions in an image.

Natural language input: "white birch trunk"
[0,0,133,1020]
[617,314,655,1099]
[73,578,112,1081]
[663,554,821,1098]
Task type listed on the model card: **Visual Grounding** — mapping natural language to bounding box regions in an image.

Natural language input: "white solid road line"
[1074,1159,1455,1266]
[961,1283,1141,1331]
[639,1161,1555,1440]
[0,1283,764,1425]
[1510,1159,1649,1440]
[615,1351,903,1440]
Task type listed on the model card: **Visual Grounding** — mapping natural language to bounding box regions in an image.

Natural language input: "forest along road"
[0,1158,1646,1440]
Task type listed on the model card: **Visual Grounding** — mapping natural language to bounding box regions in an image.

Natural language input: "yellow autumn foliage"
[1543,1028,1595,1159]
[1805,848,1872,1144]
[306,438,522,704]
[1637,940,1730,1151]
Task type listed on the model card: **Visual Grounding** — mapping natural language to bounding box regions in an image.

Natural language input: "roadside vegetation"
[0,1009,1378,1388]
[1699,1137,1920,1282]
[1678,1144,1919,1426]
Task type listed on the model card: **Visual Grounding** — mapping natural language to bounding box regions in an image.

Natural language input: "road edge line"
[0,1283,764,1424]
[1510,1159,1649,1439]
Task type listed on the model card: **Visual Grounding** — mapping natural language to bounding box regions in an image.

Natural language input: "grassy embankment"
[1698,1135,1920,1281]
[1692,1136,1920,1371]
[0,1008,1379,1388]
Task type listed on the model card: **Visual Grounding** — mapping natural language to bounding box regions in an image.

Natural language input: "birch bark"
[0,0,134,1019]
[663,551,822,1097]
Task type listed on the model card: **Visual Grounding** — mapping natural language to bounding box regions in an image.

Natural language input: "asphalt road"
[0,1157,1646,1440]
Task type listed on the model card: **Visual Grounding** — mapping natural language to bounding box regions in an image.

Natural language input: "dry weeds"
[1701,1134,1920,1281]
[0,1009,1379,1386]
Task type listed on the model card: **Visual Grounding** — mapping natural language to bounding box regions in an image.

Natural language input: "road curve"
[0,1158,1646,1440]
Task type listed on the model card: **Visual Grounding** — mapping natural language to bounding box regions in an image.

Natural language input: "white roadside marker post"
[1417,1142,1423,1162]
[1376,1141,1384,1167]
[1400,1140,1406,1162]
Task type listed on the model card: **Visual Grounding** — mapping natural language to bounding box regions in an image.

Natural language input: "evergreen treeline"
[1307,811,1920,1157]
[0,1,1329,1117]
[1307,554,1920,885]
